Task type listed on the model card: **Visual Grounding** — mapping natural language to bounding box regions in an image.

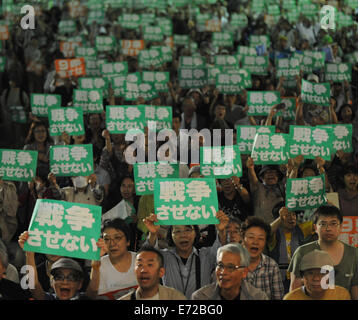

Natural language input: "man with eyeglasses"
[191,243,268,300]
[288,205,358,300]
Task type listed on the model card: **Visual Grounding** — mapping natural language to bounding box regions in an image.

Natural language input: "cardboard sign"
[339,216,358,247]
[236,125,276,154]
[50,144,94,176]
[55,58,86,78]
[154,178,219,225]
[301,80,331,106]
[0,149,38,182]
[247,91,281,116]
[120,40,144,56]
[73,89,103,114]
[318,124,353,153]
[241,55,268,75]
[325,63,352,82]
[134,162,179,195]
[178,68,207,89]
[60,41,82,58]
[30,94,61,117]
[24,199,102,260]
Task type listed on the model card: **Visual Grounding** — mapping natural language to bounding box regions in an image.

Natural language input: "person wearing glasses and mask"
[288,205,358,300]
[191,243,268,300]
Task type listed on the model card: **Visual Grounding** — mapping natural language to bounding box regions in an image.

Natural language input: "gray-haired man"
[191,243,268,300]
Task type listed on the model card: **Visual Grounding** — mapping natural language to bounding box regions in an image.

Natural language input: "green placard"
[178,67,207,89]
[95,36,116,52]
[0,56,5,72]
[249,35,270,48]
[0,149,38,182]
[230,13,248,28]
[214,55,239,70]
[200,145,242,178]
[100,62,128,77]
[48,107,84,137]
[106,105,172,133]
[124,75,158,101]
[301,80,331,106]
[286,174,327,211]
[110,75,126,97]
[179,55,206,68]
[87,10,105,24]
[50,144,94,176]
[207,66,222,85]
[325,63,352,82]
[78,77,108,97]
[212,32,233,47]
[299,1,319,17]
[143,26,164,43]
[302,51,325,73]
[216,71,247,94]
[157,18,173,36]
[247,91,281,116]
[288,125,333,160]
[241,55,268,75]
[151,46,172,63]
[251,0,266,13]
[154,178,219,225]
[251,133,289,165]
[138,49,164,69]
[134,162,179,195]
[73,89,103,114]
[236,125,276,154]
[75,46,97,58]
[278,97,296,120]
[58,20,76,34]
[141,13,155,25]
[84,57,100,77]
[23,199,102,260]
[318,124,353,153]
[30,94,61,117]
[346,0,358,9]
[173,34,189,46]
[142,71,169,92]
[120,13,141,29]
[276,57,300,78]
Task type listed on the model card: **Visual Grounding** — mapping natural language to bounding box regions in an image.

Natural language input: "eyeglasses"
[53,273,80,282]
[172,227,194,236]
[216,263,245,273]
[103,235,125,243]
[317,221,340,229]
[34,130,46,134]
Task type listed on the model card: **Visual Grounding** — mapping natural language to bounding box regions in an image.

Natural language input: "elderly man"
[120,246,186,300]
[284,250,350,300]
[191,243,268,300]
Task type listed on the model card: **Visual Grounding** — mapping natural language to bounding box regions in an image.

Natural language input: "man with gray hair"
[191,243,268,300]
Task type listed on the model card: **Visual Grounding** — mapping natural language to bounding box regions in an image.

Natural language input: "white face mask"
[72,176,88,189]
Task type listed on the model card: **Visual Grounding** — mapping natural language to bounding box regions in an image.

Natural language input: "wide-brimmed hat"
[300,250,334,272]
[258,165,284,181]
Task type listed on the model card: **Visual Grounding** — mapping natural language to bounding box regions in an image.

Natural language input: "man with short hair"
[284,250,350,300]
[288,205,358,300]
[191,243,268,300]
[180,97,207,131]
[120,246,186,300]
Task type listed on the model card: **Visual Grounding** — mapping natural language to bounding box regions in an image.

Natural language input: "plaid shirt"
[244,253,285,300]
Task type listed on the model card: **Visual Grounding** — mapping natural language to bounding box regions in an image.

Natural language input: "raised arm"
[246,156,259,189]
[142,213,161,247]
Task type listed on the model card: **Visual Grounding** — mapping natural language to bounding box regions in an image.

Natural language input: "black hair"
[137,245,164,268]
[166,225,201,248]
[313,205,343,225]
[241,217,271,243]
[25,120,52,145]
[337,104,355,122]
[102,218,131,242]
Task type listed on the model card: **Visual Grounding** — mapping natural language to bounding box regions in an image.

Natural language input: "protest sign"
[143,26,164,42]
[120,13,141,29]
[60,41,82,58]
[106,105,172,133]
[325,63,352,82]
[241,55,268,75]
[133,162,179,195]
[58,20,77,34]
[173,34,189,46]
[251,133,289,165]
[207,66,222,85]
[83,57,100,77]
[110,75,126,97]
[0,149,38,182]
[30,94,61,117]
[73,89,103,114]
[318,124,353,153]
[75,46,97,58]
[212,32,233,47]
[178,67,207,89]
[55,58,85,78]
[205,19,221,32]
[249,35,270,48]
[157,17,173,36]
[288,125,333,160]
[277,97,296,120]
[95,36,116,52]
[301,80,331,106]
[214,55,239,71]
[200,145,242,178]
[339,216,358,247]
[154,178,219,225]
[87,9,105,24]
[138,49,164,69]
[48,107,84,137]
[120,40,144,56]
[124,73,158,101]
[302,51,325,73]
[276,58,300,78]
[23,199,102,260]
[78,77,108,98]
[236,125,276,154]
[286,174,327,211]
[216,71,248,94]
[247,91,281,116]
[100,62,128,78]
[142,71,169,92]
[50,144,94,176]
[229,13,248,29]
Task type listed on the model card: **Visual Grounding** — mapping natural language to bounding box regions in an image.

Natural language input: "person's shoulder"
[283,287,306,300]
[159,285,187,300]
[242,280,269,300]
[118,290,134,300]
[334,286,351,300]
[191,283,217,300]
[262,254,280,269]
[342,241,358,258]
[295,240,319,254]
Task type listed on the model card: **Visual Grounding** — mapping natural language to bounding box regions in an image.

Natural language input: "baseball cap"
[50,258,84,275]
[300,250,334,272]
[307,74,319,83]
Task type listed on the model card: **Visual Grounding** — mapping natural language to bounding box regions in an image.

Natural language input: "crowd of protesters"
[0,0,358,301]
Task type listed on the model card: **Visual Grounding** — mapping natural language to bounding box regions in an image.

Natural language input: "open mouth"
[249,247,259,254]
[59,288,71,296]
[179,240,190,247]
[139,276,151,283]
